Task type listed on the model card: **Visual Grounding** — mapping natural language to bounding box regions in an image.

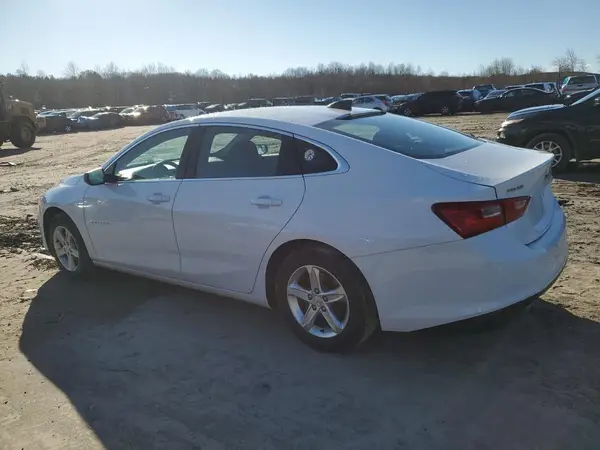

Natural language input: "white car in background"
[352,95,389,112]
[39,103,568,352]
[165,103,205,120]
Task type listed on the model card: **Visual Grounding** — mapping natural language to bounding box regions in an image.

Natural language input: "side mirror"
[84,167,119,185]
[256,144,269,155]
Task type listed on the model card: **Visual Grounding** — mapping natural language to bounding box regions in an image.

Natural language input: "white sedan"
[39,103,568,352]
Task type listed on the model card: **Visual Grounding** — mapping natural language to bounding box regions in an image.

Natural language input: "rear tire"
[526,133,572,173]
[274,246,379,352]
[9,120,36,148]
[48,213,96,277]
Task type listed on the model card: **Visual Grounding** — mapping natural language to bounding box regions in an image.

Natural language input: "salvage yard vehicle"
[0,85,38,148]
[39,102,568,352]
[396,90,463,116]
[121,105,169,125]
[497,88,600,173]
[352,95,389,112]
[475,88,558,113]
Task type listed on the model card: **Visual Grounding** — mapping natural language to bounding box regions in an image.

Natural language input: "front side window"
[316,113,480,159]
[196,126,301,178]
[113,127,191,181]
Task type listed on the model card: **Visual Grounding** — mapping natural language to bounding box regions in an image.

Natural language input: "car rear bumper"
[352,201,568,332]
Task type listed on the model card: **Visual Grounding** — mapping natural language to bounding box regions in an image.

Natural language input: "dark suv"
[497,88,600,173]
[396,90,463,117]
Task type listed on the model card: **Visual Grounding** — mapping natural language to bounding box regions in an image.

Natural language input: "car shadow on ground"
[556,161,600,184]
[0,146,42,157]
[19,270,600,450]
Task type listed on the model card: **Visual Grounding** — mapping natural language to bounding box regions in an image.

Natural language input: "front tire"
[526,133,572,173]
[48,213,95,277]
[275,246,379,352]
[10,120,36,148]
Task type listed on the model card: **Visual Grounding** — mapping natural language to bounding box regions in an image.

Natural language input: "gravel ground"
[0,114,599,450]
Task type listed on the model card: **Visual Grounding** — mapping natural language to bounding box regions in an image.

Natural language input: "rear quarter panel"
[272,134,497,258]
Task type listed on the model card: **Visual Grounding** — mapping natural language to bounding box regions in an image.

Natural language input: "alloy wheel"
[286,265,350,338]
[533,140,563,167]
[52,226,80,271]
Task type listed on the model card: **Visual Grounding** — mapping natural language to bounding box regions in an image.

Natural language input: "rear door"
[172,124,305,293]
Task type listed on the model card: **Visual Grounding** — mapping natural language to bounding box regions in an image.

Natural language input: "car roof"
[186,105,345,127]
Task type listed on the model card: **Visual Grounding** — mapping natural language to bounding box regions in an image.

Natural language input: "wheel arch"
[264,238,377,319]
[42,206,69,249]
[11,114,36,130]
[525,128,576,156]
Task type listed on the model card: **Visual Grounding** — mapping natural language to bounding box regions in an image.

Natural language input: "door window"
[113,127,191,181]
[196,126,301,178]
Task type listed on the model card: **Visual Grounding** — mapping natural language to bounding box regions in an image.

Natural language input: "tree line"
[2,50,597,109]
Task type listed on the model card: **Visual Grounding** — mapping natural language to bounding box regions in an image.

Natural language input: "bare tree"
[15,62,29,77]
[553,49,587,72]
[64,61,80,78]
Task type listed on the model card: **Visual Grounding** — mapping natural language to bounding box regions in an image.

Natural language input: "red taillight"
[432,196,530,239]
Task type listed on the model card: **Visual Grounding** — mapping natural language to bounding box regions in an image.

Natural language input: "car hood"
[506,104,565,119]
[59,174,83,187]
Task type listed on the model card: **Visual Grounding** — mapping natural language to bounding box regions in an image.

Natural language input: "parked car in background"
[165,103,205,120]
[204,104,225,114]
[473,84,496,97]
[38,111,73,133]
[340,93,360,99]
[272,97,296,106]
[121,105,169,125]
[391,93,421,105]
[294,96,315,105]
[497,88,600,172]
[40,105,567,352]
[246,98,273,108]
[483,89,506,99]
[352,95,389,112]
[396,90,463,116]
[197,102,212,111]
[69,109,103,121]
[474,88,558,113]
[372,94,393,110]
[457,89,482,112]
[75,112,124,131]
[562,88,595,105]
[560,74,599,95]
[524,82,557,93]
[504,85,524,90]
[314,97,340,105]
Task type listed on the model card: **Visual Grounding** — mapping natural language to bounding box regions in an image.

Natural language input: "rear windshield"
[316,113,480,159]
[568,75,597,85]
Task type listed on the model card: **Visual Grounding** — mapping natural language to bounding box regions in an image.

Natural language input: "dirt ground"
[0,114,599,450]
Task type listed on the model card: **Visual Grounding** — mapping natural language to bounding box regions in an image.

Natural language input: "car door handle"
[250,196,282,207]
[147,193,170,204]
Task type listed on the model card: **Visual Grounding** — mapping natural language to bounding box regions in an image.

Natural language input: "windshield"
[316,113,480,159]
[571,88,600,106]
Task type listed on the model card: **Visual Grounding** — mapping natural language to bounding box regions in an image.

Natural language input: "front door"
[84,126,195,277]
[583,95,600,157]
[172,125,305,293]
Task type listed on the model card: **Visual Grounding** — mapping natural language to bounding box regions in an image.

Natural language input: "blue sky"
[3,0,599,77]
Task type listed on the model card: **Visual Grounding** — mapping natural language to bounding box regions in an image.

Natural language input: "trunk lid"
[422,142,555,245]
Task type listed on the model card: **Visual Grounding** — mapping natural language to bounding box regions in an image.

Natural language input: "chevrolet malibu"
[39,103,568,352]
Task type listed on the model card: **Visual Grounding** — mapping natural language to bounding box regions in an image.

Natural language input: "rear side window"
[316,113,480,159]
[295,139,338,174]
[568,75,597,85]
